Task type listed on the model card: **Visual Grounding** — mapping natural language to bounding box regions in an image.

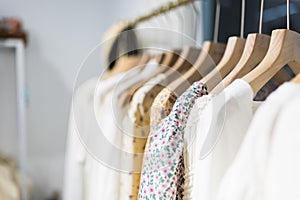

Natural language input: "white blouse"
[264,91,300,200]
[184,79,261,200]
[216,82,300,200]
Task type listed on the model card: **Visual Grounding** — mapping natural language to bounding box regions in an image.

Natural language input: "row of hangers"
[107,0,300,98]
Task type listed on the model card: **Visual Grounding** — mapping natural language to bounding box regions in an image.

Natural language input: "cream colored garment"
[64,69,141,200]
[264,92,300,200]
[63,74,124,200]
[115,60,160,200]
[87,67,145,200]
[184,79,261,200]
[64,59,159,200]
[0,155,20,200]
[128,73,167,124]
[183,94,213,200]
[216,82,300,200]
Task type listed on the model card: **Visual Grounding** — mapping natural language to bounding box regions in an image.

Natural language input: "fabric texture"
[183,79,260,200]
[64,77,107,200]
[117,61,160,200]
[264,92,300,200]
[183,94,213,200]
[129,74,167,127]
[145,88,177,157]
[63,74,125,200]
[125,73,167,199]
[138,81,208,200]
[0,154,21,200]
[63,59,159,200]
[150,88,177,131]
[216,82,300,200]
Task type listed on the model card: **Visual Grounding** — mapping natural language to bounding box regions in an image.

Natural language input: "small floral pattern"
[143,88,177,155]
[124,75,167,200]
[138,81,208,200]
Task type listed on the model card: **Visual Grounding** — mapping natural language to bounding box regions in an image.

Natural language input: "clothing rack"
[0,38,28,200]
[127,0,195,27]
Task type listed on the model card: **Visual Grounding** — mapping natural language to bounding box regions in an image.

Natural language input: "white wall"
[0,0,203,199]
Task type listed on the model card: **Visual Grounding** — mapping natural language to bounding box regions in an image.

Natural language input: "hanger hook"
[213,0,220,43]
[287,0,290,30]
[259,0,264,34]
[240,0,245,38]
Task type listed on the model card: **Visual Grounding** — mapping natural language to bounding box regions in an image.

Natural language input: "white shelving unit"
[0,38,28,200]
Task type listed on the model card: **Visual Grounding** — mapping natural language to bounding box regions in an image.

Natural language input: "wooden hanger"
[117,52,163,102]
[242,0,300,93]
[119,47,201,107]
[212,0,271,94]
[161,49,182,68]
[137,53,153,66]
[213,34,270,93]
[118,48,183,104]
[165,0,227,96]
[117,52,166,106]
[201,36,246,92]
[135,49,182,85]
[118,47,183,102]
[157,53,166,64]
[242,29,300,93]
[292,73,300,83]
[104,55,144,79]
[118,47,199,107]
[131,49,179,80]
[162,46,202,82]
[147,49,183,79]
[166,41,226,96]
[200,0,247,92]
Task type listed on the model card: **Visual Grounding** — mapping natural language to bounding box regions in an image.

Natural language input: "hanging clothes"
[64,58,160,200]
[85,65,147,200]
[264,92,300,200]
[63,74,126,200]
[149,88,177,131]
[129,73,167,128]
[183,79,261,200]
[117,59,160,200]
[125,73,167,199]
[182,94,211,200]
[215,82,300,200]
[138,81,208,200]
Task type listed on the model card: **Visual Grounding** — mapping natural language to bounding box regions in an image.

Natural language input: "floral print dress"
[144,88,177,153]
[138,81,208,200]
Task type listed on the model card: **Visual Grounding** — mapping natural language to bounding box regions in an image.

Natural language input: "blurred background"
[0,0,299,199]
